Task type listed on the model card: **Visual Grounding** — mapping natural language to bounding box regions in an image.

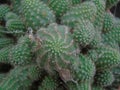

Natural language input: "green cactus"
[0,74,7,83]
[0,0,119,90]
[37,23,77,72]
[73,20,95,46]
[92,86,104,90]
[95,46,120,70]
[6,19,25,34]
[0,4,10,21]
[92,0,106,31]
[0,65,41,90]
[4,12,19,21]
[89,30,102,48]
[20,0,55,30]
[9,36,35,66]
[103,24,120,44]
[70,0,82,5]
[0,38,14,49]
[66,81,78,90]
[103,12,114,32]
[72,54,95,81]
[106,0,119,9]
[111,64,120,89]
[11,0,21,14]
[48,0,71,17]
[39,76,58,90]
[94,70,114,86]
[67,81,92,90]
[0,46,11,64]
[78,81,92,90]
[61,1,97,28]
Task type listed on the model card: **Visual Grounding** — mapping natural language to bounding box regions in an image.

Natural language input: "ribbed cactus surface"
[0,0,119,90]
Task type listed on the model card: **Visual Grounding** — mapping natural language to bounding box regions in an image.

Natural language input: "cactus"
[48,0,71,17]
[38,76,58,90]
[20,0,55,30]
[94,70,114,87]
[0,4,10,21]
[4,12,19,21]
[0,74,7,83]
[0,0,120,90]
[106,0,119,9]
[61,1,97,28]
[73,20,95,46]
[6,19,25,34]
[95,46,120,70]
[78,81,92,90]
[92,0,106,31]
[89,30,102,48]
[103,12,114,32]
[11,0,21,14]
[9,36,35,66]
[103,24,120,44]
[72,54,95,81]
[0,65,41,90]
[0,46,11,64]
[67,81,91,90]
[92,86,104,90]
[111,64,120,89]
[36,23,77,72]
[0,38,14,49]
[70,0,82,5]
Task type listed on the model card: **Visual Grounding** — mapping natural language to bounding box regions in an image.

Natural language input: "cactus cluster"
[0,0,120,90]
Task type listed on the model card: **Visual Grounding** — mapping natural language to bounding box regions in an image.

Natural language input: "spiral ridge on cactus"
[37,23,78,71]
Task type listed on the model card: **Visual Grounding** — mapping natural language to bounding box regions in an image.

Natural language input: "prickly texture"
[78,81,91,90]
[0,65,41,90]
[92,86,104,90]
[70,0,82,5]
[73,20,95,46]
[48,0,70,17]
[61,1,97,28]
[103,25,120,44]
[92,0,106,31]
[103,12,114,32]
[9,36,35,66]
[0,74,7,83]
[6,19,25,34]
[4,12,19,21]
[89,31,102,48]
[106,0,119,9]
[38,76,57,90]
[11,0,21,14]
[0,38,13,49]
[111,65,120,89]
[67,81,91,90]
[94,71,114,86]
[0,46,11,64]
[94,46,120,70]
[72,54,95,81]
[0,4,10,21]
[20,0,55,30]
[37,23,77,72]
